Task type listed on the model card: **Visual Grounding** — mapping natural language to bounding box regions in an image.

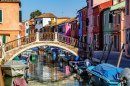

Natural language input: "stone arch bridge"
[0,32,89,61]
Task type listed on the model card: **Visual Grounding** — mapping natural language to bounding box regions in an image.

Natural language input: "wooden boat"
[1,60,27,77]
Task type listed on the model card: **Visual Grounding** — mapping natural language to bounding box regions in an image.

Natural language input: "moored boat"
[1,60,27,77]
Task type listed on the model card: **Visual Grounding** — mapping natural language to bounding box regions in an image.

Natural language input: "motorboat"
[1,60,27,77]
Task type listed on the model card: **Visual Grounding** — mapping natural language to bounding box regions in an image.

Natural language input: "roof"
[29,18,35,22]
[110,1,125,11]
[29,22,35,26]
[0,0,21,6]
[57,17,71,19]
[35,13,57,19]
[57,18,75,25]
[78,6,87,12]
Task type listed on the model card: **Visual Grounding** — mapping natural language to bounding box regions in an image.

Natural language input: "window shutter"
[86,18,89,26]
[19,11,22,22]
[0,10,2,23]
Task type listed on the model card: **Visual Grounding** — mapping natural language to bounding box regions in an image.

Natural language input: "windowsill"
[0,22,3,24]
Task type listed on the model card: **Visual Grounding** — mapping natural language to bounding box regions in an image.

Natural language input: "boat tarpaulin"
[31,48,38,51]
[103,68,123,81]
[92,63,116,75]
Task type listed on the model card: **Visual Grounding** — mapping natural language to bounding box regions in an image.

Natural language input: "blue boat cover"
[92,63,123,81]
[31,48,38,51]
[103,68,123,81]
[75,56,80,61]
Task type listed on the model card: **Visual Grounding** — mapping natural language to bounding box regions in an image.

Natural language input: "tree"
[30,10,42,19]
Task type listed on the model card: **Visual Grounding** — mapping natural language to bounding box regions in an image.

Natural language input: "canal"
[3,49,97,86]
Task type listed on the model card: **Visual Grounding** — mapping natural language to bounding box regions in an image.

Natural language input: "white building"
[34,13,57,32]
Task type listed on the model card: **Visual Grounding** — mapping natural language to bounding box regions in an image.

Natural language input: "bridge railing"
[57,33,88,50]
[39,32,55,41]
[4,33,36,52]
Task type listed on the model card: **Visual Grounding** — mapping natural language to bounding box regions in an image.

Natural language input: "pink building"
[87,0,111,45]
[125,0,130,58]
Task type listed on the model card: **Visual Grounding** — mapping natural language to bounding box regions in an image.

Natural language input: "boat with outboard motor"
[86,44,130,86]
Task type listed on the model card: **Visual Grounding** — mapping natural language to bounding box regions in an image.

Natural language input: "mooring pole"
[117,44,124,68]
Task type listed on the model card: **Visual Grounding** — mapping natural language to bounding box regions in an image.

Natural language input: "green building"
[102,7,113,51]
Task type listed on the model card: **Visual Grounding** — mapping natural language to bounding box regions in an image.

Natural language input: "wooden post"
[0,67,4,86]
[99,44,107,64]
[117,44,124,68]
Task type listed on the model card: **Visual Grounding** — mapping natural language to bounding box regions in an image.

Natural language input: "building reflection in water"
[28,51,72,82]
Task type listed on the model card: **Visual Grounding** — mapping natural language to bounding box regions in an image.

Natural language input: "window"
[87,2,89,8]
[82,21,84,29]
[19,11,22,23]
[113,15,116,25]
[118,0,121,3]
[40,20,42,24]
[108,12,109,23]
[91,0,93,6]
[91,16,93,26]
[0,9,3,23]
[73,23,74,30]
[26,29,28,33]
[71,24,72,30]
[126,0,129,15]
[104,14,106,25]
[93,16,94,26]
[84,10,85,16]
[35,21,37,24]
[97,15,99,26]
[118,14,120,24]
[109,13,113,23]
[26,23,28,26]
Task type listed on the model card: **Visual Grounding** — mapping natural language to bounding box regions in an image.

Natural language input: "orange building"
[0,0,21,44]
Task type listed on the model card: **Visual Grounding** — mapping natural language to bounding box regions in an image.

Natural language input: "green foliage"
[30,10,42,19]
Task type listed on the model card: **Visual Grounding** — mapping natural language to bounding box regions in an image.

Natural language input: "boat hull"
[1,65,27,77]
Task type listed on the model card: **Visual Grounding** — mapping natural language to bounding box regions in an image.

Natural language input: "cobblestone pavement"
[93,51,130,68]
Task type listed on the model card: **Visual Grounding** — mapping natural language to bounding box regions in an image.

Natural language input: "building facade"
[93,0,112,50]
[0,0,21,44]
[110,0,125,51]
[102,8,113,51]
[35,13,57,32]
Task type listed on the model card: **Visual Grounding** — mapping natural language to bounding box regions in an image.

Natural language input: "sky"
[20,0,87,21]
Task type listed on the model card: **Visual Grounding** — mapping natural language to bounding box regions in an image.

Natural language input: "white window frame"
[97,15,99,26]
[0,9,3,24]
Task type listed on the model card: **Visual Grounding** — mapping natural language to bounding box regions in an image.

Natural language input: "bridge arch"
[8,42,79,61]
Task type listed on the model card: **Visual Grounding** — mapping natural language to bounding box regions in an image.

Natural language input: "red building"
[93,0,112,50]
[71,16,79,39]
[20,21,25,37]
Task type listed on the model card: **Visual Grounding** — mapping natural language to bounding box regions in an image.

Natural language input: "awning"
[110,1,125,11]
[58,25,63,28]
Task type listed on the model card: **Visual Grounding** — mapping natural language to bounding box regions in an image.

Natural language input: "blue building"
[78,10,82,48]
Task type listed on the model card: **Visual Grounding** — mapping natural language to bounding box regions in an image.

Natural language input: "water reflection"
[4,50,98,86]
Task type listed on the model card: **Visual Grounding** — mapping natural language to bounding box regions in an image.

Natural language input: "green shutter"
[3,35,6,43]
[19,11,22,22]
[0,10,2,22]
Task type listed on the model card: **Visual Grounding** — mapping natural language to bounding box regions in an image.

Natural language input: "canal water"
[3,50,97,86]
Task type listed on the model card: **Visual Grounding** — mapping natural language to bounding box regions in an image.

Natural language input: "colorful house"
[93,0,112,50]
[124,0,130,58]
[71,16,79,39]
[86,0,112,46]
[25,21,30,36]
[20,21,25,37]
[35,13,57,33]
[110,0,125,51]
[78,9,82,48]
[102,7,113,51]
[29,18,35,34]
[0,0,22,44]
